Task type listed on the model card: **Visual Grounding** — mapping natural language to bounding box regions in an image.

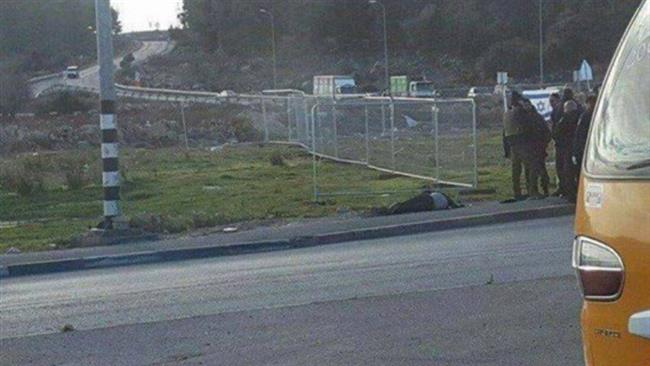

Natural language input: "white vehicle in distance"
[467,86,493,98]
[408,80,438,98]
[218,90,237,97]
[64,65,80,79]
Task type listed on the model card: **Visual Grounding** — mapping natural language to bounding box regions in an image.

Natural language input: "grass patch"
[0,145,421,252]
[0,131,556,252]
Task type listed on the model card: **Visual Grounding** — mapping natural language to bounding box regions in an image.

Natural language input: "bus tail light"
[572,237,624,301]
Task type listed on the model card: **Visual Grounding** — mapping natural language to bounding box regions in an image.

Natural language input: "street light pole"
[369,0,389,95]
[260,8,277,89]
[95,0,120,228]
[539,0,544,85]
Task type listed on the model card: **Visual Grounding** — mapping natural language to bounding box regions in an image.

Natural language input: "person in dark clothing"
[523,99,551,197]
[503,91,536,199]
[554,100,580,201]
[573,95,597,172]
[549,93,564,196]
[550,93,562,124]
[561,87,585,116]
[561,87,575,105]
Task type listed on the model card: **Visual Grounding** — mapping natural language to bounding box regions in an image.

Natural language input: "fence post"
[332,103,338,158]
[381,101,386,134]
[389,99,395,170]
[311,103,319,201]
[286,98,292,141]
[303,97,309,144]
[432,105,440,181]
[315,100,322,149]
[294,97,301,141]
[180,102,189,150]
[471,99,479,189]
[261,98,269,142]
[364,104,370,164]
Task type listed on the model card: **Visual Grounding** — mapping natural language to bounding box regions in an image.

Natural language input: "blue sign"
[578,60,593,81]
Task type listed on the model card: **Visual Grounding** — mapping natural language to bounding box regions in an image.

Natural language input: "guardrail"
[35,84,98,98]
[28,72,63,84]
[37,82,294,106]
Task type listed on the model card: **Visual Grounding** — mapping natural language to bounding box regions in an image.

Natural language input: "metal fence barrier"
[34,82,477,201]
[305,97,477,200]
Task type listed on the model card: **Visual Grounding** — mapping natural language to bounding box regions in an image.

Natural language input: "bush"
[120,53,135,68]
[229,116,261,142]
[59,156,92,191]
[0,67,29,118]
[269,151,286,167]
[35,92,93,115]
[0,158,46,196]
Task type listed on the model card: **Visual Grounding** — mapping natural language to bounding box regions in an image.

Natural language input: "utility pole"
[95,0,120,228]
[369,0,389,95]
[260,8,277,89]
[539,0,544,85]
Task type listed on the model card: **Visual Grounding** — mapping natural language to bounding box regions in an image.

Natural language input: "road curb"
[0,204,574,279]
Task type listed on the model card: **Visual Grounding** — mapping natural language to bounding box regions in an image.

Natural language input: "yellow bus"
[572,0,650,364]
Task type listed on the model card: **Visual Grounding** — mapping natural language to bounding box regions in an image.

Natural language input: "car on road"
[467,86,493,98]
[219,90,237,97]
[573,0,650,365]
[408,80,438,98]
[64,65,80,79]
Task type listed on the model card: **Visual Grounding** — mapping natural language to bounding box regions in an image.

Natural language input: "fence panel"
[433,99,478,188]
[30,83,478,201]
[308,97,477,200]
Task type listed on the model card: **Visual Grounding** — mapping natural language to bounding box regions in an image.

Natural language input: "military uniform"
[503,104,536,198]
[550,103,563,196]
[528,107,552,196]
[573,107,594,170]
[553,109,580,199]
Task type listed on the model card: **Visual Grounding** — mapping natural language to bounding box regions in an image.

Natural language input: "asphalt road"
[29,40,171,96]
[0,216,583,365]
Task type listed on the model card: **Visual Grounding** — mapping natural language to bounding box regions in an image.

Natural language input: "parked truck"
[390,76,437,98]
[408,80,437,98]
[312,75,357,97]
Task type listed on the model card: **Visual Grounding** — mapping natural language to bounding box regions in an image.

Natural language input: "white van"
[65,66,80,79]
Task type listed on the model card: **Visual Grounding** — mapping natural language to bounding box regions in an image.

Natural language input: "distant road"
[0,217,583,365]
[28,40,171,97]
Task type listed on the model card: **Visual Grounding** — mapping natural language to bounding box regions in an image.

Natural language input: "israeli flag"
[523,89,559,121]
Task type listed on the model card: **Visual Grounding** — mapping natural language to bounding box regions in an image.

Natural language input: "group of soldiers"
[503,88,597,201]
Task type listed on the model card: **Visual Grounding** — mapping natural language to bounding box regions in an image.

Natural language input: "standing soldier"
[524,99,551,197]
[549,93,563,196]
[561,87,584,116]
[573,95,598,173]
[553,100,581,201]
[503,92,535,200]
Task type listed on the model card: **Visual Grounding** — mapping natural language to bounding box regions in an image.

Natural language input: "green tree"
[0,64,29,118]
[0,0,122,74]
[173,0,643,86]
